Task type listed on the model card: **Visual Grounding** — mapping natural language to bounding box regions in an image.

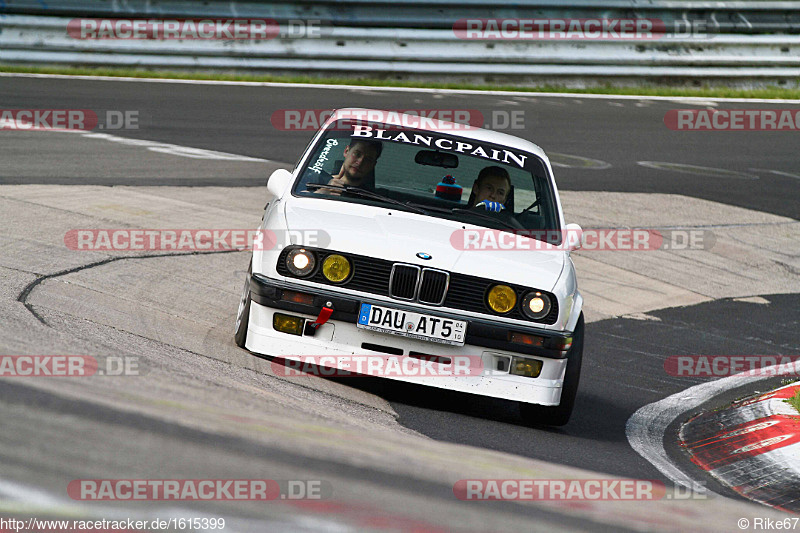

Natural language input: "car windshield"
[292,118,560,239]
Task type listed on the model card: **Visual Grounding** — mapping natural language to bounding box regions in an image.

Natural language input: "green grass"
[786,390,800,415]
[2,64,800,99]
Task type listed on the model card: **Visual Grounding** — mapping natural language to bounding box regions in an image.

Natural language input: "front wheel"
[519,312,584,427]
[234,265,252,349]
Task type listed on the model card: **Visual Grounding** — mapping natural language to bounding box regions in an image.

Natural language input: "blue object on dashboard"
[476,200,505,212]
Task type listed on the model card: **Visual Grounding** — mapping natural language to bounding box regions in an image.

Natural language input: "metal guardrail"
[1,12,799,85]
[3,0,800,32]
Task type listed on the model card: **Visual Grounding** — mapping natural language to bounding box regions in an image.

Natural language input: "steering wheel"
[470,202,526,230]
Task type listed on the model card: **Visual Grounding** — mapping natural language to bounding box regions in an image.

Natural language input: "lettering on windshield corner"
[309,138,339,175]
[351,125,528,169]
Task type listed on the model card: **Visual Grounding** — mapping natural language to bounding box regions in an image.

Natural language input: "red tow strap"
[309,306,333,329]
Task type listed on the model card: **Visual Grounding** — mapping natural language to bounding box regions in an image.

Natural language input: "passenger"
[468,166,511,211]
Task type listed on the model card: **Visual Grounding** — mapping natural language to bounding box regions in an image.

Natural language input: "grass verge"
[785,389,800,415]
[2,65,800,99]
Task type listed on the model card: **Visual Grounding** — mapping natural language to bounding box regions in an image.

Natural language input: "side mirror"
[564,223,582,251]
[266,168,293,199]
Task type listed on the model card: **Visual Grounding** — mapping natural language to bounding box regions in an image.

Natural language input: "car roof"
[327,108,549,162]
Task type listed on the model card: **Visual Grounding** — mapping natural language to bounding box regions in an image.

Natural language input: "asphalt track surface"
[1,75,799,531]
[1,76,798,219]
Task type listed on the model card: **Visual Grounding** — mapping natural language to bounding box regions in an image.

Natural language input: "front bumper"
[245,274,574,405]
[250,274,573,358]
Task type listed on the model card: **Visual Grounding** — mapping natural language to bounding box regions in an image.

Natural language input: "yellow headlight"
[322,254,351,283]
[487,285,517,314]
[510,358,543,378]
[273,313,305,336]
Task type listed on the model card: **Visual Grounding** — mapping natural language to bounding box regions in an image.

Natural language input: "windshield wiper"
[305,183,430,215]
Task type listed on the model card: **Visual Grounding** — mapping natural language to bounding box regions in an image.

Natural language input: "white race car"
[235,109,584,426]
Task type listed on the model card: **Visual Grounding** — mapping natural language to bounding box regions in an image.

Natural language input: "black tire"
[519,312,584,427]
[234,265,252,349]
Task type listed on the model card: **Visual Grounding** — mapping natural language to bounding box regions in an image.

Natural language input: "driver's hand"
[475,200,505,212]
[313,177,345,195]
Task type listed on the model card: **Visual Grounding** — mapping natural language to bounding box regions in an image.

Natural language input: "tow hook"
[304,301,333,336]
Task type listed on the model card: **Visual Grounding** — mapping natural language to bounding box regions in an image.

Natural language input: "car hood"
[283,199,566,291]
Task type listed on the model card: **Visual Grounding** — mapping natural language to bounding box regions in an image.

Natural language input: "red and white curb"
[680,382,800,513]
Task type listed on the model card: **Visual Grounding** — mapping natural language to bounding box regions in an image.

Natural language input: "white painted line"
[673,101,720,107]
[81,132,271,162]
[549,153,611,169]
[637,161,759,180]
[623,313,662,322]
[4,71,800,104]
[0,125,274,162]
[732,296,771,305]
[749,168,800,180]
[626,366,795,494]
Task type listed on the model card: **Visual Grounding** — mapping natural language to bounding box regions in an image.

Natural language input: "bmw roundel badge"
[416,252,432,260]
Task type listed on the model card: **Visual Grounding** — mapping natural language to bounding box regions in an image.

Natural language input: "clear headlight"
[521,291,551,320]
[286,248,316,277]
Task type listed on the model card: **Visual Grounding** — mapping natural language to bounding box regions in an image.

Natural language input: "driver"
[469,166,511,211]
[327,139,383,188]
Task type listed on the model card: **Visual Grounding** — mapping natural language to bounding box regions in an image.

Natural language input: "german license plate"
[357,303,466,346]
